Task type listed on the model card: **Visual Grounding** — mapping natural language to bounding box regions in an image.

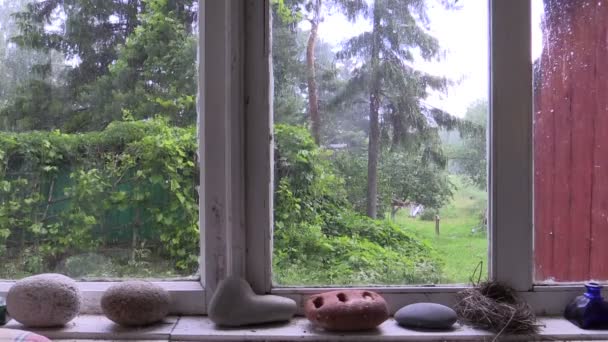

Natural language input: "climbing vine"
[0,118,199,276]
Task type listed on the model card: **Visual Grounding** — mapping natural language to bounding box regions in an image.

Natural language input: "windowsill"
[5,315,608,341]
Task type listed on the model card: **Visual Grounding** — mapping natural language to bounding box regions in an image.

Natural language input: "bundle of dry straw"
[454,281,542,336]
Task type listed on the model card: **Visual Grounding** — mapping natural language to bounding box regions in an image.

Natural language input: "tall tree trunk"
[125,0,139,35]
[306,0,322,145]
[366,2,382,218]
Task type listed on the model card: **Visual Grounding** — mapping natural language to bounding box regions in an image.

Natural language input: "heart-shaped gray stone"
[209,277,296,327]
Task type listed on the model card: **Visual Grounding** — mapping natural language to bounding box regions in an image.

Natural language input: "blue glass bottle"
[565,282,608,329]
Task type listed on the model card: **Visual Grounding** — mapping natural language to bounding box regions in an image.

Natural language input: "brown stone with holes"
[304,290,389,331]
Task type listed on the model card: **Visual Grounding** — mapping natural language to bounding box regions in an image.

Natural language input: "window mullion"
[244,0,273,294]
[489,0,534,291]
[202,0,247,308]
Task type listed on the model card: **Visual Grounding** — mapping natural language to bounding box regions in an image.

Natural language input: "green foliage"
[451,100,488,189]
[321,0,469,218]
[271,2,308,126]
[380,150,453,210]
[0,0,475,284]
[394,175,488,283]
[2,0,197,132]
[274,124,347,239]
[332,0,450,142]
[419,208,438,221]
[0,119,199,276]
[273,124,443,285]
[83,0,198,129]
[271,0,303,24]
[332,148,454,216]
[0,0,70,132]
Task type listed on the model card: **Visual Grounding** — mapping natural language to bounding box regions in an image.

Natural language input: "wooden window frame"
[0,0,582,317]
[233,0,584,316]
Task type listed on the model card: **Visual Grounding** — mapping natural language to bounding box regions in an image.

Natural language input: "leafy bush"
[0,118,199,277]
[332,148,454,217]
[0,120,443,283]
[420,208,439,221]
[273,124,443,285]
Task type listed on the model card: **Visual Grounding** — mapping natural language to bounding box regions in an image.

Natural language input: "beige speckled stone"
[101,281,170,327]
[7,273,81,327]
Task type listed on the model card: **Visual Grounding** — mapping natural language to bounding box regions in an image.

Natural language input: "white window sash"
[240,0,583,315]
[489,0,534,292]
[201,0,248,307]
[244,0,274,295]
[0,0,582,316]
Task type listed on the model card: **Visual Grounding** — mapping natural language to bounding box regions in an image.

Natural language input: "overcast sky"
[300,0,544,118]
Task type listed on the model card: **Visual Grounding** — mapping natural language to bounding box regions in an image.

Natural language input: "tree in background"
[82,0,197,128]
[273,124,443,285]
[271,0,470,218]
[305,0,322,144]
[0,0,29,108]
[2,0,197,132]
[333,147,454,217]
[273,0,365,144]
[272,0,307,126]
[447,100,487,189]
[0,0,68,131]
[0,0,200,276]
[333,0,461,218]
[304,0,365,144]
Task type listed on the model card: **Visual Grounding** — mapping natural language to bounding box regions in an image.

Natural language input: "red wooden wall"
[534,0,608,282]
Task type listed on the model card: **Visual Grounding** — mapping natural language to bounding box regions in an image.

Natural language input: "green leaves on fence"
[0,118,199,276]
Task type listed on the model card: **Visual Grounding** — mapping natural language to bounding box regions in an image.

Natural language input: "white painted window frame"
[0,0,584,317]
[236,0,586,317]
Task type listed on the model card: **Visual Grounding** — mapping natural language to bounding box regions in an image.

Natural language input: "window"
[0,0,203,314]
[234,0,584,316]
[0,0,199,280]
[270,0,490,287]
[0,0,593,317]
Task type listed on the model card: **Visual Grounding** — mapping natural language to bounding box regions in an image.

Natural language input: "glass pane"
[0,0,199,279]
[534,0,608,283]
[271,0,488,286]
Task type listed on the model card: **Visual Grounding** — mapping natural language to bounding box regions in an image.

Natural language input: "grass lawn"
[392,175,488,284]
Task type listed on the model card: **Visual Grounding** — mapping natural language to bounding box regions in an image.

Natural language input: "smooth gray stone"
[209,277,296,327]
[395,302,457,330]
[7,273,81,327]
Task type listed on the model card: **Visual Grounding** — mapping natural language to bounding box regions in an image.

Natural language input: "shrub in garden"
[332,148,453,219]
[419,208,439,221]
[273,124,443,285]
[0,118,199,277]
[0,120,442,282]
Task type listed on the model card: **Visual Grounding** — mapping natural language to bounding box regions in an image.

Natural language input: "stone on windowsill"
[395,302,458,330]
[6,273,81,328]
[304,289,389,331]
[208,277,297,327]
[101,281,171,327]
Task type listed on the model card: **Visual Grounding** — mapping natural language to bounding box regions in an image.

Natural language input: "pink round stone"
[304,290,389,331]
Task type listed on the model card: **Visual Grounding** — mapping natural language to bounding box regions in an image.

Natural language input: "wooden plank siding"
[534,0,608,282]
